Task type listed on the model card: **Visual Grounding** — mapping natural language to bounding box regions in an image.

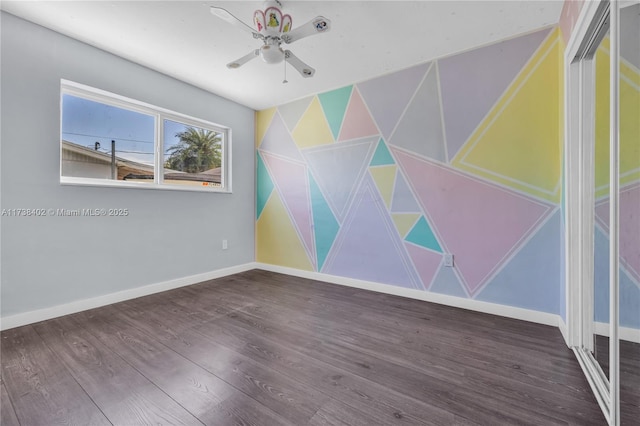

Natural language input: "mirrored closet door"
[566,1,639,425]
[617,3,639,424]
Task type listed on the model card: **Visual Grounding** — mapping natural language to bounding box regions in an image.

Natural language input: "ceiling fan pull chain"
[283,59,288,84]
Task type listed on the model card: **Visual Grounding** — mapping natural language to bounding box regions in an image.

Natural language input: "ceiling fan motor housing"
[260,44,285,64]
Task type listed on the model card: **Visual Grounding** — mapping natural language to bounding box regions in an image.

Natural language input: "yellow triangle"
[256,190,313,271]
[291,97,335,148]
[369,165,397,208]
[593,42,640,198]
[391,213,420,238]
[256,108,276,148]
[452,28,562,203]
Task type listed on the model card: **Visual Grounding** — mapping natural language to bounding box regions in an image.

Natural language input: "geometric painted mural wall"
[257,27,564,315]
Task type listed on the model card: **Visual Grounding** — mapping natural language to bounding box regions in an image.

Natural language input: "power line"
[62,132,154,144]
[114,150,154,155]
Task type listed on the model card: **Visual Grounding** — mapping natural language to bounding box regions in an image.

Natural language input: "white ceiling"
[1,1,564,110]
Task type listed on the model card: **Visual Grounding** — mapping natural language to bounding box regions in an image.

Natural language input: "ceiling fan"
[210,0,331,79]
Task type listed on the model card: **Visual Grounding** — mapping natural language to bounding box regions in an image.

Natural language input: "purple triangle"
[259,111,303,161]
[323,176,421,289]
[357,63,430,141]
[439,28,551,160]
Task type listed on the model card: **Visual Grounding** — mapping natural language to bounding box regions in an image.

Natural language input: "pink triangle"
[405,243,443,290]
[594,183,640,284]
[392,147,553,296]
[261,152,316,270]
[338,88,379,142]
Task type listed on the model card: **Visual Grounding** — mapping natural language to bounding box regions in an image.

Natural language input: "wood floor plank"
[233,273,607,423]
[71,306,261,425]
[76,304,299,426]
[227,272,594,399]
[307,399,391,426]
[203,392,297,426]
[238,271,571,359]
[220,308,603,425]
[0,325,110,426]
[33,317,202,425]
[1,380,20,426]
[242,270,565,349]
[119,294,457,425]
[208,310,540,425]
[199,318,464,425]
[110,301,331,425]
[212,280,592,408]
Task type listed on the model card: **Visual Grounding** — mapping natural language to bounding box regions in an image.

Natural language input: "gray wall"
[0,12,256,318]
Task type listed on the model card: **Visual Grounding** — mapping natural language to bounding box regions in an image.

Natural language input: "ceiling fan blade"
[227,49,260,69]
[284,50,315,78]
[281,16,331,44]
[210,6,263,39]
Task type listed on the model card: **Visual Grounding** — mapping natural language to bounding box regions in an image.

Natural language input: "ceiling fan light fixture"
[260,44,284,64]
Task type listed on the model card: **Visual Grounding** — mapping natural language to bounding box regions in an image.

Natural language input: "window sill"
[60,177,232,194]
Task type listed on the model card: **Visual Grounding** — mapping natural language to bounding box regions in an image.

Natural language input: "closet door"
[568,2,637,424]
[569,2,611,406]
[592,19,611,380]
[618,4,640,424]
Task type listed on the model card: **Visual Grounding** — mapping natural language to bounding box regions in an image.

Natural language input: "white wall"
[0,12,255,318]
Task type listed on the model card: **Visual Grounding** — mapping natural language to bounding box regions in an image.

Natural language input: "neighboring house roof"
[62,140,156,175]
[62,140,220,184]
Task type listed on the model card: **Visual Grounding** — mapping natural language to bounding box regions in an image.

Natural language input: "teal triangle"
[370,138,395,166]
[257,152,274,220]
[405,216,442,253]
[309,172,340,271]
[319,85,353,140]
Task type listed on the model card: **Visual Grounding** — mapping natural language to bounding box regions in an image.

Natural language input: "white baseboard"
[255,263,560,328]
[8,260,616,344]
[558,317,570,347]
[595,321,640,344]
[0,262,258,331]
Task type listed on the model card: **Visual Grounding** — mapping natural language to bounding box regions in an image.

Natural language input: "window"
[60,80,230,192]
[162,119,223,188]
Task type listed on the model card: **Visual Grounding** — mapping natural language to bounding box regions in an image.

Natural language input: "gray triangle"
[389,64,446,162]
[303,137,378,223]
[279,96,314,132]
[259,112,303,161]
[390,171,421,213]
[430,265,468,297]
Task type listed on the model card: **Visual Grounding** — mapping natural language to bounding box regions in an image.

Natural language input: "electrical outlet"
[443,253,454,267]
[222,239,228,250]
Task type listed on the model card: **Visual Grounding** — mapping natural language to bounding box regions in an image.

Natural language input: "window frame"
[60,79,232,193]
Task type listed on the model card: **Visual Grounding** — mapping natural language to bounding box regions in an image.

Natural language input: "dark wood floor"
[2,270,608,425]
